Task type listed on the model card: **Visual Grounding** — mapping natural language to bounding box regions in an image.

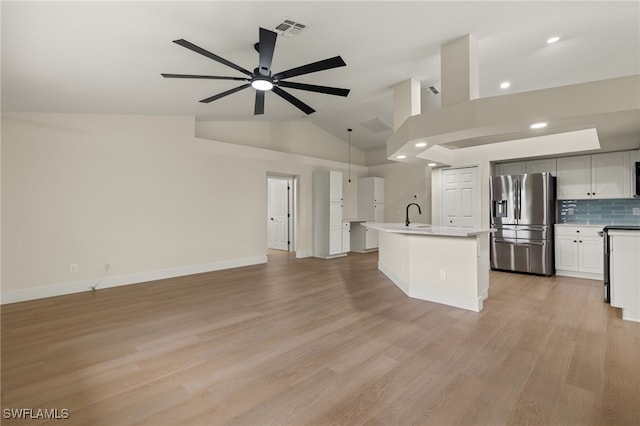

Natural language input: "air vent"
[425,85,440,95]
[359,117,393,134]
[274,18,308,37]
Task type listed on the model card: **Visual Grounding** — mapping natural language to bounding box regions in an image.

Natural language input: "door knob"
[270,217,274,221]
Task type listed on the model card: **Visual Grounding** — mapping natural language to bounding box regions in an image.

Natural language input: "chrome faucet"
[405,203,422,226]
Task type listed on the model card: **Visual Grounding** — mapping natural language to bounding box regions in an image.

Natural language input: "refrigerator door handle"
[517,241,545,246]
[516,176,522,221]
[514,176,520,221]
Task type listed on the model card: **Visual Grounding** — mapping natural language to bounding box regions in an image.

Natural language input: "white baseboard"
[378,262,410,296]
[555,269,603,281]
[378,261,482,312]
[295,250,313,258]
[1,256,268,305]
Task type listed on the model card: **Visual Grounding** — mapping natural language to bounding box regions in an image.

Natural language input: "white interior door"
[441,166,480,227]
[268,178,289,251]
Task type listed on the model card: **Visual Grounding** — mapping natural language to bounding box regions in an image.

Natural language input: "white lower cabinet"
[609,230,640,322]
[555,225,603,280]
[350,222,378,253]
[342,221,351,253]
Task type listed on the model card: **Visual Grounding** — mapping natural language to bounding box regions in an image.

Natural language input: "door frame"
[266,174,298,252]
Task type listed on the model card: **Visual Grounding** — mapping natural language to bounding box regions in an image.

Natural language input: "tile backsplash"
[559,198,640,225]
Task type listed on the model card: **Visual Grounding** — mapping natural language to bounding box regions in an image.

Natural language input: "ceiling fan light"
[251,79,274,91]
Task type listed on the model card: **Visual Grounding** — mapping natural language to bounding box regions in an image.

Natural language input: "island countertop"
[363,222,494,237]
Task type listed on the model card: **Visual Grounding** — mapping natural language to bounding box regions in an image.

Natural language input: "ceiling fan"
[161,27,350,115]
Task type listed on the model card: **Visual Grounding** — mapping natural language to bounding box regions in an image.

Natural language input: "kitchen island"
[363,223,494,312]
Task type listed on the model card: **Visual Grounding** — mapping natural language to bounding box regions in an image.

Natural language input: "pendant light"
[347,128,352,186]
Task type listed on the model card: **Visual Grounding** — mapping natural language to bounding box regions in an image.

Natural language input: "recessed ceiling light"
[428,163,437,167]
[500,81,511,89]
[397,155,406,159]
[415,142,427,148]
[546,36,560,44]
[530,122,547,129]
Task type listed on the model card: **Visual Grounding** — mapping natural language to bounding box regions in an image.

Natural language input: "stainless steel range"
[489,172,556,276]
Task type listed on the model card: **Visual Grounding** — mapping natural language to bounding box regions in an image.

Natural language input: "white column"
[441,34,479,107]
[392,78,421,130]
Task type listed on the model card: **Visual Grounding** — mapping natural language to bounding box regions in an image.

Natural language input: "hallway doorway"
[267,175,296,252]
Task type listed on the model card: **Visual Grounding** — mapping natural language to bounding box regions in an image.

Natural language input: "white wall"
[1,113,367,303]
[367,162,432,223]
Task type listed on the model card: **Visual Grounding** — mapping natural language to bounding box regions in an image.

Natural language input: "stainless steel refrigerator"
[490,172,556,276]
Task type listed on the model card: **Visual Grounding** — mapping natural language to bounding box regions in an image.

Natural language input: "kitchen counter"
[364,222,494,237]
[556,223,606,228]
[362,222,492,312]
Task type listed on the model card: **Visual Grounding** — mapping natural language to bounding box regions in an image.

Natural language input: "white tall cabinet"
[313,170,346,258]
[358,177,384,221]
[351,177,384,252]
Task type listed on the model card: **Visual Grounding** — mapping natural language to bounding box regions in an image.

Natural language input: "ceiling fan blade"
[278,81,350,97]
[254,91,265,115]
[272,86,315,115]
[258,28,277,76]
[273,56,346,80]
[173,39,253,77]
[199,83,251,103]
[161,73,248,81]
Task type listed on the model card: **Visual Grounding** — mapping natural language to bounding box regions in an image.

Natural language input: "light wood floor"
[2,251,639,425]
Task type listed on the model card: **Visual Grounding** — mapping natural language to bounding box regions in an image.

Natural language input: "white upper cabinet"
[526,158,557,176]
[557,155,592,199]
[495,159,557,176]
[591,152,631,198]
[358,177,384,220]
[329,170,343,203]
[557,151,631,199]
[495,162,526,176]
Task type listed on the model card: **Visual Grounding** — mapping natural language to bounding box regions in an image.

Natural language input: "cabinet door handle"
[579,240,583,243]
[587,192,590,195]
[573,240,577,243]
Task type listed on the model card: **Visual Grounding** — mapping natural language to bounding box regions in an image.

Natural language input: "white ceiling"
[2,1,639,152]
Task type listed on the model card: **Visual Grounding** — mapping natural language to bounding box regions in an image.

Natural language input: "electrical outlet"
[105,261,111,271]
[69,264,78,274]
[633,207,640,216]
[439,268,447,280]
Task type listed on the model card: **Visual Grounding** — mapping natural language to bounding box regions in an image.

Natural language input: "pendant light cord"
[347,128,352,183]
